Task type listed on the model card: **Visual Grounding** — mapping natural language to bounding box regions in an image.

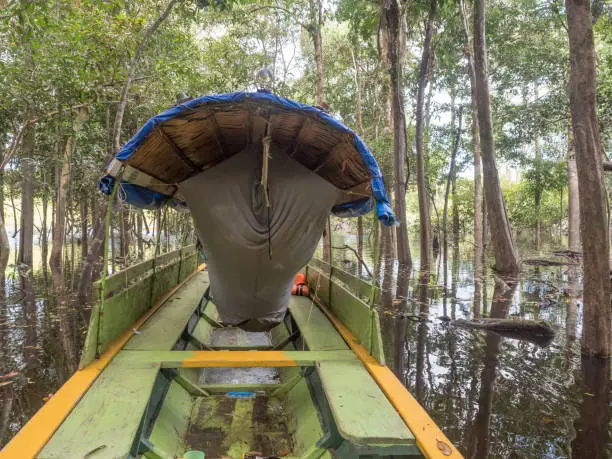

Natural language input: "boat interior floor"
[39,270,420,459]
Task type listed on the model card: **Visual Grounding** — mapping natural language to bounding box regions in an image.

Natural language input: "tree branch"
[331,244,377,284]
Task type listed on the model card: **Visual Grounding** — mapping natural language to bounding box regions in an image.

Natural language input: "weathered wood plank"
[40,354,161,458]
[150,261,181,306]
[79,302,100,368]
[94,258,154,299]
[288,296,349,351]
[306,267,372,351]
[310,258,381,304]
[125,271,210,350]
[148,380,192,458]
[317,360,414,445]
[97,275,154,354]
[117,349,358,367]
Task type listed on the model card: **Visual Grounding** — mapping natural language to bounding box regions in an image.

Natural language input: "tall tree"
[472,0,520,274]
[380,0,412,275]
[50,107,88,269]
[565,0,610,356]
[414,0,437,273]
[18,127,35,267]
[567,131,580,251]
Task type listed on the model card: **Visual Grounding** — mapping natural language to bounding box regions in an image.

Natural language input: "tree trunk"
[81,198,88,260]
[534,91,542,251]
[414,0,437,273]
[0,170,9,271]
[565,0,611,357]
[41,175,49,277]
[351,43,366,278]
[50,109,87,270]
[137,211,144,259]
[306,0,330,260]
[443,106,462,282]
[571,355,610,459]
[18,126,35,267]
[567,131,580,251]
[383,0,412,274]
[381,225,395,306]
[461,0,484,315]
[473,0,520,274]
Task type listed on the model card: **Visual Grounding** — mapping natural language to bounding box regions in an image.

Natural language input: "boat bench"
[288,297,418,457]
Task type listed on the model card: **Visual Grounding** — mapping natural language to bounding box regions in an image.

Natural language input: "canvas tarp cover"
[179,145,339,330]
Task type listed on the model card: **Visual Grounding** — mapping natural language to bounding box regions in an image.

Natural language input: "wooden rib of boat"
[2,246,461,459]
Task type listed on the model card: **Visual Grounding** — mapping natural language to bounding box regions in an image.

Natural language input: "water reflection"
[356,238,610,458]
[571,355,610,459]
[0,247,92,447]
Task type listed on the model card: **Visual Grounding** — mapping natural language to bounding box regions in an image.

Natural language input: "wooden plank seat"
[40,354,161,458]
[289,296,416,455]
[288,296,349,351]
[41,271,209,457]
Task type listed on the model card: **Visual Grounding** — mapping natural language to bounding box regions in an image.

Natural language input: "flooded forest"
[1,0,611,457]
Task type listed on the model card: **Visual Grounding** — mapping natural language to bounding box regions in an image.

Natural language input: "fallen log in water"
[523,258,578,266]
[455,318,556,346]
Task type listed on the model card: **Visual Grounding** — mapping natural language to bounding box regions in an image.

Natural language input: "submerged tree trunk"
[381,225,395,306]
[18,126,35,267]
[415,0,437,273]
[443,105,462,275]
[351,43,366,278]
[381,0,412,276]
[50,108,87,270]
[0,170,9,271]
[137,211,144,259]
[534,92,542,250]
[473,0,520,274]
[81,198,88,260]
[565,0,611,357]
[306,0,330,261]
[567,131,580,251]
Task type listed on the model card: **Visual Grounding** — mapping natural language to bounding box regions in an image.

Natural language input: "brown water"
[1,236,610,458]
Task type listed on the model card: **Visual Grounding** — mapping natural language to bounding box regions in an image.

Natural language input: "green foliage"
[504,179,566,232]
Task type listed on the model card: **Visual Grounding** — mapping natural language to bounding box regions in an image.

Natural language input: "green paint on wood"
[79,302,100,368]
[40,354,161,458]
[317,360,415,445]
[150,262,181,306]
[125,271,210,350]
[285,376,331,459]
[199,383,280,393]
[116,349,358,368]
[310,258,381,305]
[306,265,386,365]
[288,296,348,351]
[94,258,155,299]
[370,309,386,366]
[98,274,154,354]
[148,380,193,458]
[306,267,372,350]
[227,399,254,458]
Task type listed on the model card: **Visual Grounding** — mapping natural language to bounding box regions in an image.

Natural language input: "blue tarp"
[100,91,396,225]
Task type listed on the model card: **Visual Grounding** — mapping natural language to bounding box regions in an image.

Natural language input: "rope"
[261,136,272,208]
[262,134,272,260]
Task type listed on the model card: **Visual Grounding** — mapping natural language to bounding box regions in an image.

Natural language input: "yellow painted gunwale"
[0,264,207,459]
[312,296,463,459]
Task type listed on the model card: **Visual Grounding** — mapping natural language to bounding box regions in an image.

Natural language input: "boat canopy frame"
[99,91,396,225]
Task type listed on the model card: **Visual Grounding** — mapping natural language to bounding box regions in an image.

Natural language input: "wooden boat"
[2,247,461,458]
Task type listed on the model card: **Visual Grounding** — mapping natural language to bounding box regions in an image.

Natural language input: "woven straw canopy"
[102,91,395,223]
